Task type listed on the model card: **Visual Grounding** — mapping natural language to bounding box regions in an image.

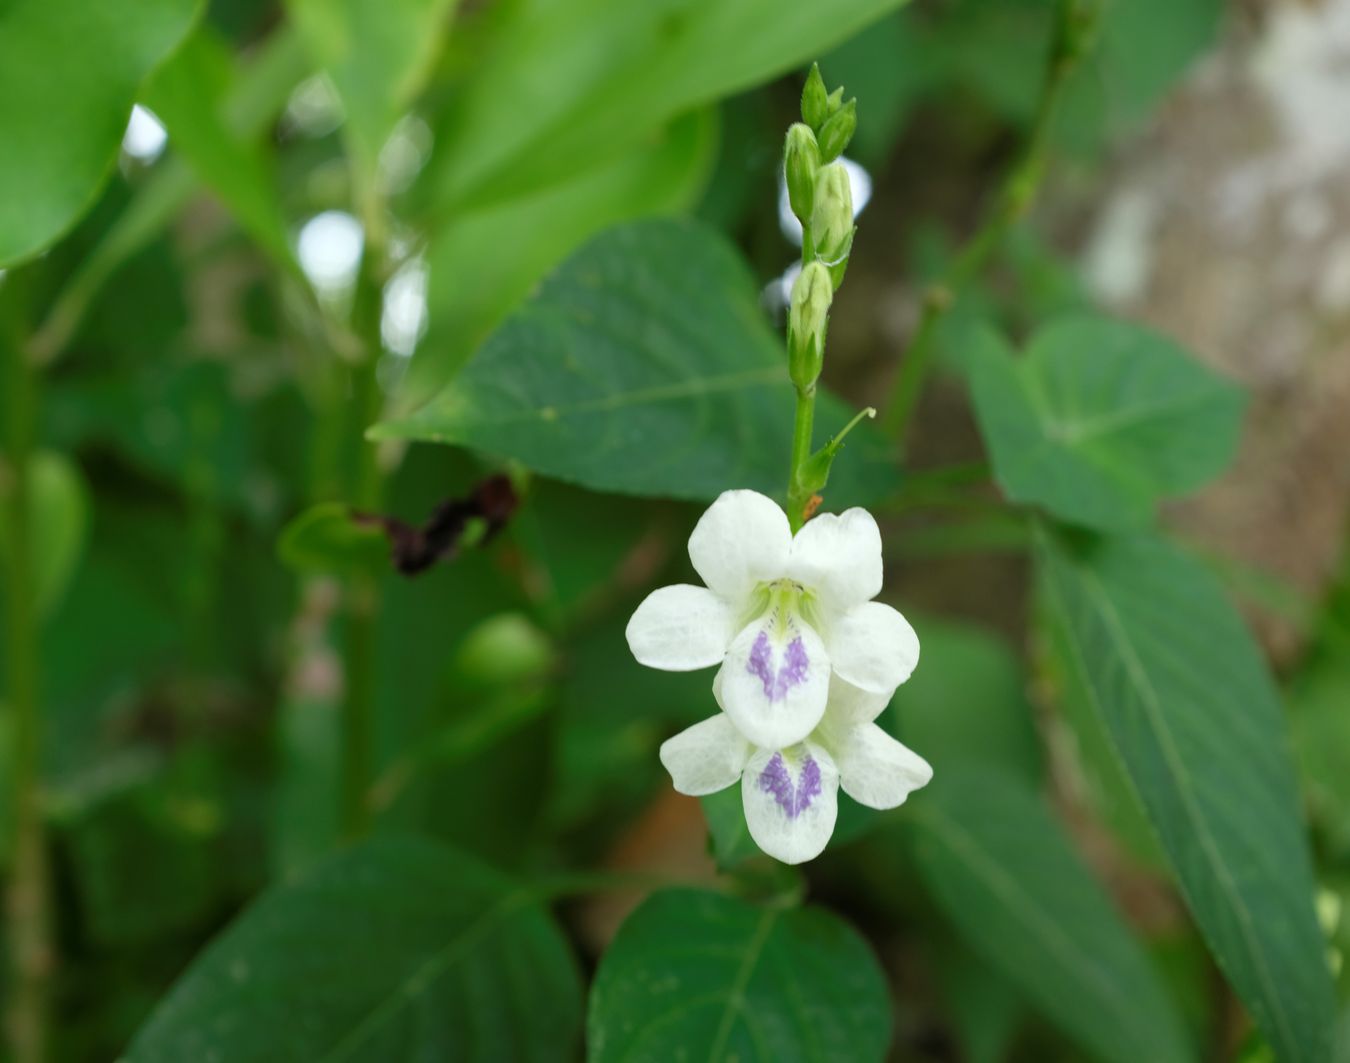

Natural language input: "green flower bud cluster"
[783,63,875,528]
[785,63,858,393]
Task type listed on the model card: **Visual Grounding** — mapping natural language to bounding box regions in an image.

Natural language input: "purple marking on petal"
[758,753,823,819]
[746,632,810,702]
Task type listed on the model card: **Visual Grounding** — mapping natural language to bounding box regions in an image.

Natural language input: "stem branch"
[3,296,51,1063]
[786,385,817,533]
[881,0,1094,445]
[339,236,387,838]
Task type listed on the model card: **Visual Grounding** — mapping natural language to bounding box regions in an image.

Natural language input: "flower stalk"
[2,280,51,1063]
[339,232,389,839]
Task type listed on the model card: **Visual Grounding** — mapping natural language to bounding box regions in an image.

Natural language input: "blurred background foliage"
[2,0,1350,1060]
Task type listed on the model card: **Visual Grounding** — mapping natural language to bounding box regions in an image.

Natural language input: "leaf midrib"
[1032,384,1227,447]
[1052,561,1298,1060]
[919,805,1165,1061]
[432,366,785,429]
[704,908,779,1062]
[317,889,532,1063]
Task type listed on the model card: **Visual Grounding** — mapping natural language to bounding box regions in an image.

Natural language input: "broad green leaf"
[1291,655,1350,858]
[1041,586,1168,868]
[277,502,389,577]
[418,0,908,216]
[141,25,294,268]
[1037,528,1335,1063]
[968,316,1244,529]
[588,889,891,1061]
[285,0,457,204]
[400,107,718,409]
[373,218,899,506]
[0,451,90,620]
[0,0,201,266]
[912,767,1192,1063]
[125,837,582,1062]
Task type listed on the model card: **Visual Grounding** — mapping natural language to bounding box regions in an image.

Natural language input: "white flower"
[660,674,933,864]
[625,490,919,750]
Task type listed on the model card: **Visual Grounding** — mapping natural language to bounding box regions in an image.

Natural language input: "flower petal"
[716,615,829,749]
[826,601,920,693]
[626,585,733,670]
[788,507,883,610]
[742,742,839,864]
[688,490,792,602]
[834,722,932,809]
[821,672,892,730]
[659,714,752,796]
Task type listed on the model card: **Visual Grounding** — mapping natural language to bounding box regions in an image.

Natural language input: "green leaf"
[1037,528,1335,1063]
[912,767,1193,1063]
[0,451,90,620]
[1041,585,1168,869]
[419,0,910,216]
[968,316,1245,530]
[1291,655,1350,858]
[285,0,457,207]
[0,0,202,266]
[588,889,891,1061]
[277,502,389,577]
[373,218,899,505]
[141,25,294,268]
[125,836,582,1062]
[401,107,718,409]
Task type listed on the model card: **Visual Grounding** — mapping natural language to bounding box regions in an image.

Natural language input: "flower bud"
[801,63,829,130]
[811,162,854,264]
[784,123,819,224]
[788,261,833,390]
[817,98,857,162]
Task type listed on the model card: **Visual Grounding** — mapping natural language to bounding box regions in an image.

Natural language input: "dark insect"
[354,474,518,576]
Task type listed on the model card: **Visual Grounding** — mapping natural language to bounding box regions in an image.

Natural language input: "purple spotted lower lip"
[759,752,822,819]
[747,631,809,702]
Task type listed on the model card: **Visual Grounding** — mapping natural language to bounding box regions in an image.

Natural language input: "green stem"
[786,385,817,533]
[881,0,1094,445]
[785,220,818,532]
[339,240,388,838]
[2,299,50,1063]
